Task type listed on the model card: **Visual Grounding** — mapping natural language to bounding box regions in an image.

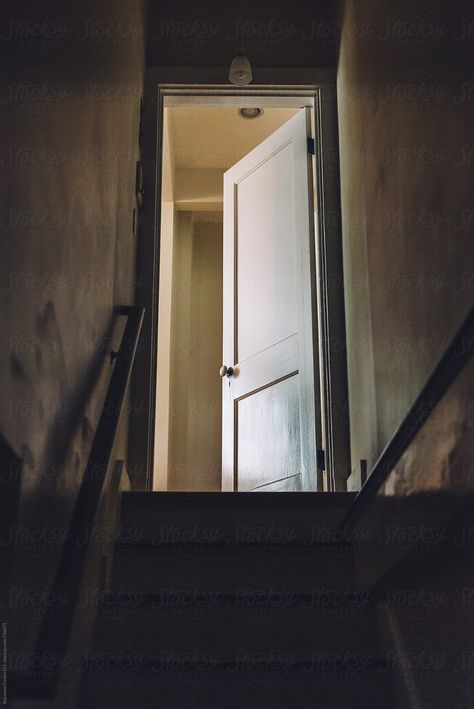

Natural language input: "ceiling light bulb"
[239,108,264,119]
[229,52,253,86]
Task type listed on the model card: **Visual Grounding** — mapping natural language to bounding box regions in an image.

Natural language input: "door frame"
[129,67,350,492]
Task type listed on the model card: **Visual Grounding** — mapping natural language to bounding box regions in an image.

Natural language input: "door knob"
[219,365,234,378]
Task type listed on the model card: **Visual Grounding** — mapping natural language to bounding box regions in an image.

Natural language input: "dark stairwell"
[2,1,473,708]
[7,309,474,709]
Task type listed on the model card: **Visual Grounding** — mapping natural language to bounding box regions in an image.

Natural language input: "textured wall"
[0,0,145,670]
[337,0,474,487]
[0,0,145,494]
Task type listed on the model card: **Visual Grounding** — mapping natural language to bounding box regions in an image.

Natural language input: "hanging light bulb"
[228,51,253,86]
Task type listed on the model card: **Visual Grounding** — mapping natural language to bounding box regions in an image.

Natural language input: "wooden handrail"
[342,304,474,530]
[15,305,144,698]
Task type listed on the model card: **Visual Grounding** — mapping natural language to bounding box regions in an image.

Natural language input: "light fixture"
[239,107,264,119]
[228,51,253,86]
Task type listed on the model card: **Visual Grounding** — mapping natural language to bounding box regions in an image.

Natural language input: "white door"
[221,109,320,492]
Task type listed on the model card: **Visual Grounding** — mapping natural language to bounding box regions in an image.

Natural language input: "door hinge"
[307,137,315,155]
[317,448,326,471]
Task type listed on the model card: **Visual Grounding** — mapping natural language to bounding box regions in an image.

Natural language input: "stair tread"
[111,547,356,596]
[114,539,353,550]
[79,660,396,709]
[122,492,357,507]
[117,494,354,548]
[82,655,390,670]
[98,590,366,604]
[91,608,380,658]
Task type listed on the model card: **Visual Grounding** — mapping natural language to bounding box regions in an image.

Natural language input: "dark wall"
[337,0,474,487]
[147,0,341,68]
[0,0,145,664]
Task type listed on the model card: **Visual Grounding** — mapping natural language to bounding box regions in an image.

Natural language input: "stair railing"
[13,305,144,700]
[342,304,474,530]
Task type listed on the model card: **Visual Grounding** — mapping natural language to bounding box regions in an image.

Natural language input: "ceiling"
[147,0,341,68]
[167,106,300,170]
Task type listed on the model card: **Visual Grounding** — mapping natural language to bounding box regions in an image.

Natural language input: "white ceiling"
[167,106,300,170]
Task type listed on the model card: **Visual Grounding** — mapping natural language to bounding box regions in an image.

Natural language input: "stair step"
[99,589,368,606]
[111,545,356,595]
[78,660,397,709]
[91,596,380,658]
[118,492,356,547]
[114,530,354,554]
[121,491,356,509]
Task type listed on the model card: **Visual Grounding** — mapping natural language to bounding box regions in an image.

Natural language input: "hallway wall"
[0,0,145,494]
[337,0,473,487]
[0,0,145,664]
[168,212,223,491]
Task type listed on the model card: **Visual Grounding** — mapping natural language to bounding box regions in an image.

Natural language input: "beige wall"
[0,0,145,494]
[174,168,224,211]
[168,212,223,491]
[337,0,473,488]
[0,0,145,685]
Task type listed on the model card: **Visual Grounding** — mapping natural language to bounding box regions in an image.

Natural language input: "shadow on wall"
[5,307,127,665]
[0,0,145,675]
[0,435,22,583]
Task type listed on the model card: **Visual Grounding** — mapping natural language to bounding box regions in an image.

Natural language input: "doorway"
[156,100,310,492]
[131,73,350,494]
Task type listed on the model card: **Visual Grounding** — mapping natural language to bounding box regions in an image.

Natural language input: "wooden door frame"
[129,66,350,492]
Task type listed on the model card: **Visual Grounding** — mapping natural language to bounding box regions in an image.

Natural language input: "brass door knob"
[219,365,234,378]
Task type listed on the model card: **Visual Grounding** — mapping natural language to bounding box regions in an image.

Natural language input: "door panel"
[231,334,298,399]
[236,143,298,362]
[237,374,302,491]
[222,109,319,492]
